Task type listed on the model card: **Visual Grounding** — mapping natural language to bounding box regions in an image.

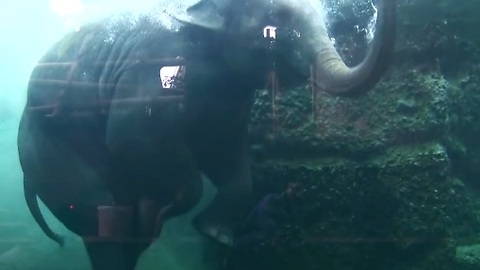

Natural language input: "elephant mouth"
[175,0,395,96]
[225,0,396,97]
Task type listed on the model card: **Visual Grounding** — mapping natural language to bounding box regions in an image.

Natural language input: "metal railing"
[26,57,187,117]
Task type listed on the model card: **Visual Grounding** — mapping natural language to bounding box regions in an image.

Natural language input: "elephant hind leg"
[24,176,64,247]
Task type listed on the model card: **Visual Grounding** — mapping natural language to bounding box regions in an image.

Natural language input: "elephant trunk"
[311,0,396,95]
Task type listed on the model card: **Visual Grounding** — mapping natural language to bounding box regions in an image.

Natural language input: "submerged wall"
[231,7,480,270]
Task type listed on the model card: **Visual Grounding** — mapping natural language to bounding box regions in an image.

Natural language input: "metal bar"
[310,64,317,121]
[143,57,186,66]
[35,62,76,67]
[29,78,101,88]
[27,95,184,114]
[34,57,186,69]
[28,79,185,95]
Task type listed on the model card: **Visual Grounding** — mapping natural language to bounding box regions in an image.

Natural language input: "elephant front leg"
[154,176,203,237]
[193,139,255,246]
[138,172,203,238]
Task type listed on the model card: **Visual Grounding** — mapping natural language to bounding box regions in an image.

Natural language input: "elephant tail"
[24,176,65,247]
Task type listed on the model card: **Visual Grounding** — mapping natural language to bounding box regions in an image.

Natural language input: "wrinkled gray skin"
[17,0,396,269]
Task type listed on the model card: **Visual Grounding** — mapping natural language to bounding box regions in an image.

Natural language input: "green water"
[4,0,480,269]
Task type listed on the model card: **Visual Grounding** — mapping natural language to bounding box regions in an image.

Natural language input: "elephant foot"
[192,196,251,246]
[192,217,234,246]
[192,186,254,246]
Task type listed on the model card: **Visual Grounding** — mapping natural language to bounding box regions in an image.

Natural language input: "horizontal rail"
[27,95,184,114]
[34,57,186,69]
[29,79,185,95]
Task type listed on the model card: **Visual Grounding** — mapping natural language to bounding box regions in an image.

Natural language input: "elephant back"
[26,18,187,132]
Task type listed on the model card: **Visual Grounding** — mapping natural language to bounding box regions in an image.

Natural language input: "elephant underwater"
[17,0,396,269]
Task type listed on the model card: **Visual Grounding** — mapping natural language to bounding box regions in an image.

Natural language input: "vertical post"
[310,64,317,122]
[271,72,278,132]
[264,25,278,133]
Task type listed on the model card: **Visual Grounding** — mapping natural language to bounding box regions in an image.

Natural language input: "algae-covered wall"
[229,3,480,270]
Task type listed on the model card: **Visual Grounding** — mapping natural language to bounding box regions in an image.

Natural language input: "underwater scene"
[1,0,480,269]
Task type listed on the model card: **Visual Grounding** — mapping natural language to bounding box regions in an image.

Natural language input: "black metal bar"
[34,57,186,69]
[310,64,317,121]
[28,79,185,95]
[27,95,184,114]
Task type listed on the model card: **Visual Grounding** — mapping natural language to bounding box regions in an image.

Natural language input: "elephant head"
[174,0,396,95]
[174,0,396,247]
[169,0,396,246]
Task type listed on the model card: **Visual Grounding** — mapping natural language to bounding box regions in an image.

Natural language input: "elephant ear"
[172,0,226,30]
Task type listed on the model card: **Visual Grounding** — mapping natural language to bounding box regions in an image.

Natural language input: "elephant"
[17,0,396,269]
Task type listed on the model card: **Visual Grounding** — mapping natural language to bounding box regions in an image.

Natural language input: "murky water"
[3,1,479,270]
